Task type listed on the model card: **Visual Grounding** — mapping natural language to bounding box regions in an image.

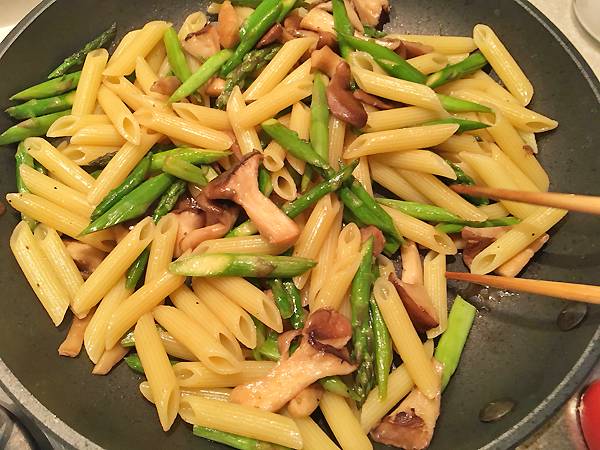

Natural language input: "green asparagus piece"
[252,317,268,361]
[427,52,488,89]
[83,173,174,234]
[10,72,81,101]
[276,0,298,22]
[256,329,281,361]
[193,426,289,450]
[15,141,38,228]
[0,110,71,145]
[152,179,187,223]
[170,253,316,278]
[376,199,465,223]
[124,353,145,374]
[363,26,387,38]
[319,377,356,400]
[283,280,306,329]
[350,237,375,405]
[338,32,426,84]
[435,216,521,234]
[86,152,116,170]
[150,148,229,171]
[226,220,259,237]
[229,0,262,7]
[310,72,329,161]
[437,93,493,114]
[259,165,273,196]
[162,156,209,186]
[446,160,489,206]
[424,117,489,133]
[91,153,152,221]
[435,295,476,391]
[163,26,192,82]
[90,169,103,178]
[332,0,355,58]
[370,294,392,399]
[48,23,117,79]
[5,91,75,120]
[299,166,313,193]
[382,235,401,256]
[269,279,293,319]
[125,248,150,290]
[170,49,234,103]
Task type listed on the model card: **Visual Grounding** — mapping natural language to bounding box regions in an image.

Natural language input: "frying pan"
[0,0,599,449]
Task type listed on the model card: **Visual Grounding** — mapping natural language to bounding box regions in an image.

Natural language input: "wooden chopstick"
[446,272,600,305]
[450,185,600,215]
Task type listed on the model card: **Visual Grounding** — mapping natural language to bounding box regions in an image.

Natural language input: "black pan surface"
[0,1,599,449]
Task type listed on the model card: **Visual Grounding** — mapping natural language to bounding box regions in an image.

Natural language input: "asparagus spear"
[435,216,520,234]
[124,352,176,375]
[376,199,465,223]
[5,91,75,120]
[434,295,476,391]
[226,220,259,237]
[163,26,193,82]
[370,293,392,399]
[426,52,488,89]
[258,165,273,196]
[193,426,290,450]
[150,148,230,171]
[319,377,356,400]
[125,247,150,290]
[283,280,306,329]
[423,117,490,133]
[0,110,71,145]
[170,49,234,102]
[221,0,283,77]
[15,141,38,229]
[256,329,281,361]
[310,72,329,161]
[91,153,152,221]
[363,26,387,38]
[269,279,293,319]
[48,23,117,79]
[350,237,375,405]
[332,0,354,58]
[82,173,175,234]
[169,253,316,278]
[10,72,81,101]
[437,93,493,113]
[152,179,187,223]
[446,160,489,206]
[276,0,298,22]
[162,157,209,186]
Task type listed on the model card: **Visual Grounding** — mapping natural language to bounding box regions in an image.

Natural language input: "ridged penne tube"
[237,78,313,129]
[376,254,396,279]
[398,169,487,221]
[347,51,387,75]
[135,108,232,150]
[97,85,141,145]
[293,195,340,290]
[290,415,341,450]
[152,306,242,375]
[351,66,447,115]
[381,205,457,255]
[286,102,311,174]
[109,28,141,62]
[72,49,109,116]
[481,111,549,191]
[146,214,179,283]
[344,124,459,159]
[10,221,70,326]
[84,278,132,364]
[407,52,449,74]
[194,235,290,256]
[87,129,161,205]
[262,140,286,171]
[424,252,447,339]
[5,193,114,252]
[170,285,243,361]
[470,207,567,275]
[140,383,231,405]
[34,225,84,301]
[433,133,485,154]
[105,269,186,349]
[468,70,520,105]
[328,116,346,169]
[19,165,94,218]
[172,103,231,130]
[154,327,196,361]
[181,396,303,448]
[353,157,373,195]
[245,37,316,101]
[207,277,283,332]
[70,124,126,147]
[25,137,96,193]
[369,161,431,203]
[192,278,257,349]
[47,114,111,137]
[360,340,434,432]
[134,313,180,431]
[478,202,510,220]
[373,278,438,399]
[134,56,159,95]
[72,218,155,317]
[227,87,262,155]
[276,59,311,90]
[146,40,167,73]
[387,34,477,54]
[473,24,533,105]
[320,392,373,450]
[372,150,456,179]
[104,21,171,76]
[271,167,298,201]
[488,144,539,192]
[364,106,439,133]
[102,76,170,112]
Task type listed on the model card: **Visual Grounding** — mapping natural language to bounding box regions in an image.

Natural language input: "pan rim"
[0,0,598,449]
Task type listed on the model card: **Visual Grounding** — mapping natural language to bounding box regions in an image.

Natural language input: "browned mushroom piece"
[217,0,240,49]
[395,40,435,59]
[202,152,300,246]
[286,384,324,418]
[327,61,368,129]
[63,239,107,280]
[205,77,226,96]
[310,46,344,78]
[360,225,385,256]
[230,309,357,412]
[371,360,443,450]
[300,8,335,35]
[461,226,511,269]
[150,76,181,96]
[353,89,397,110]
[183,24,221,60]
[172,210,206,257]
[389,273,439,332]
[351,0,389,26]
[280,15,336,52]
[256,23,284,49]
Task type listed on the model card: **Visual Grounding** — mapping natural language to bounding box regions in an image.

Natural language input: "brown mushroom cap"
[256,23,283,49]
[63,239,107,280]
[360,225,386,256]
[353,89,397,110]
[150,76,181,96]
[327,61,368,129]
[183,24,220,60]
[310,46,344,79]
[389,273,439,332]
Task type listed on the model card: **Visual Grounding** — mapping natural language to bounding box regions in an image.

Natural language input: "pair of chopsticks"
[447,185,600,305]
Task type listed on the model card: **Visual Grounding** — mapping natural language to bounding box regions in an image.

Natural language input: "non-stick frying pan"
[0,1,599,449]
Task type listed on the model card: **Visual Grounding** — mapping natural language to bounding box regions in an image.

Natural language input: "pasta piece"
[320,392,373,450]
[62,144,119,166]
[134,56,160,95]
[70,123,127,147]
[146,41,167,73]
[140,382,231,404]
[424,252,447,339]
[271,167,298,201]
[92,344,128,375]
[146,214,179,283]
[407,52,449,74]
[172,103,231,130]
[174,360,275,389]
[289,414,341,450]
[446,52,470,64]
[388,34,477,53]
[227,87,262,155]
[353,157,373,195]
[276,59,311,91]
[178,11,207,39]
[72,49,109,116]
[328,116,346,169]
[72,218,155,317]
[478,202,510,220]
[194,235,289,256]
[47,114,111,137]
[467,70,520,104]
[97,85,141,145]
[154,327,197,361]
[9,222,70,326]
[135,313,180,431]
[347,51,386,75]
[370,161,431,203]
[488,144,539,192]
[58,313,94,357]
[372,150,456,179]
[287,102,312,174]
[376,254,396,280]
[433,133,484,154]
[102,75,171,112]
[262,140,286,172]
[364,106,439,133]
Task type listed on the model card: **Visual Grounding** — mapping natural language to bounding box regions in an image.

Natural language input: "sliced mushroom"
[172,210,206,257]
[360,225,385,256]
[230,309,357,412]
[300,8,335,35]
[183,24,220,60]
[202,152,300,246]
[389,273,439,332]
[311,45,345,78]
[344,0,364,33]
[351,0,389,26]
[256,23,284,49]
[217,0,240,49]
[182,206,239,255]
[371,359,443,450]
[287,384,324,418]
[281,15,336,52]
[327,61,368,128]
[353,89,397,110]
[63,239,107,280]
[395,40,435,59]
[401,240,423,285]
[495,233,549,278]
[461,226,510,269]
[150,76,181,96]
[205,77,226,96]
[315,1,333,12]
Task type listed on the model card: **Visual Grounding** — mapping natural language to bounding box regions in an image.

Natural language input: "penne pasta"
[146,214,179,283]
[328,116,347,169]
[353,157,373,195]
[72,49,109,116]
[364,106,439,133]
[370,161,431,203]
[146,41,167,73]
[276,59,312,91]
[407,52,449,74]
[286,102,312,174]
[70,123,127,147]
[97,85,141,145]
[172,102,231,130]
[320,392,373,450]
[289,414,341,450]
[424,251,447,338]
[271,167,298,201]
[227,87,262,155]
[478,202,510,220]
[262,139,286,172]
[47,114,111,137]
[194,235,289,256]
[134,56,160,95]
[388,34,477,54]
[371,150,456,179]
